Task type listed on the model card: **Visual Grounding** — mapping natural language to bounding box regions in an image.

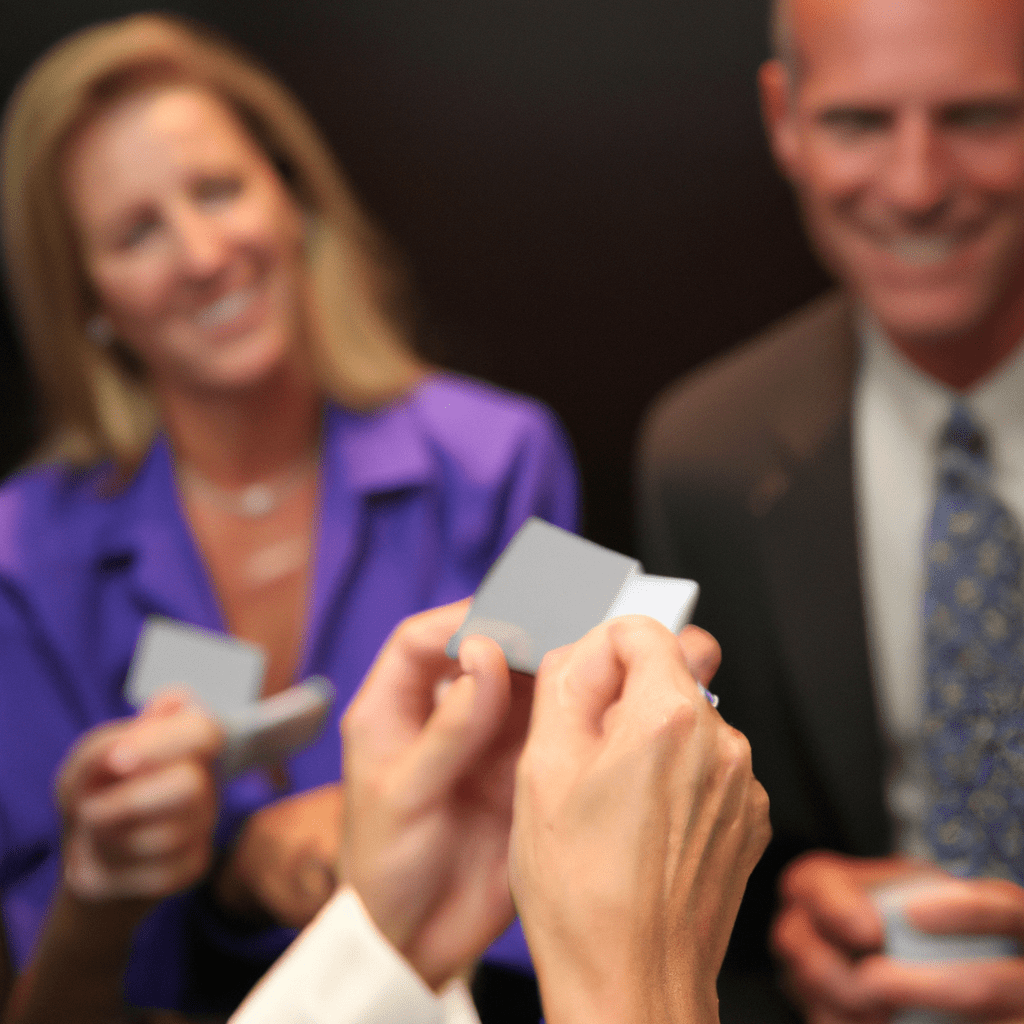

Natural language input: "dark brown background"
[0,0,830,555]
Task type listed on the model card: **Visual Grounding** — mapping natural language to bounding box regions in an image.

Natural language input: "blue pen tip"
[700,686,720,709]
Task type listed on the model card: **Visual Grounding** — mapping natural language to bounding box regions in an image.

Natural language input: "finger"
[782,853,886,953]
[678,625,722,689]
[90,802,216,865]
[902,878,1024,941]
[860,955,1024,1020]
[140,687,192,718]
[105,845,214,899]
[343,600,470,768]
[531,615,696,751]
[56,716,137,809]
[105,818,204,860]
[66,822,215,900]
[773,902,885,1017]
[395,633,513,807]
[104,705,224,777]
[77,760,214,829]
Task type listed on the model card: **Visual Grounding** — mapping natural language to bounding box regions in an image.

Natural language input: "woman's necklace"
[177,453,317,519]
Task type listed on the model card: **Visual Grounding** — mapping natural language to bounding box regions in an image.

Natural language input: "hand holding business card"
[126,617,333,780]
[446,517,702,676]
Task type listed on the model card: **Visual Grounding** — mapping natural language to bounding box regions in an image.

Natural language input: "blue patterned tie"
[922,404,1024,884]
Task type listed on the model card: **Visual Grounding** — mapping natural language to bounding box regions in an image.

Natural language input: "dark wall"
[1,0,830,554]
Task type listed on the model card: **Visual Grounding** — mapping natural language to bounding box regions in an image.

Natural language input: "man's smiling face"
[761,0,1024,364]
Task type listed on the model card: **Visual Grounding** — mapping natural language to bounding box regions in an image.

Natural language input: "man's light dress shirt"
[230,887,481,1024]
[853,321,1024,859]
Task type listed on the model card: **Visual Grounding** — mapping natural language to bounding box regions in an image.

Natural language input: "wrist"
[526,926,721,1024]
[210,846,276,925]
[4,885,147,1024]
[55,883,154,946]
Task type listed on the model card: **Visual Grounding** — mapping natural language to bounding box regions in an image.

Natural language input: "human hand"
[341,599,531,989]
[773,851,1024,1024]
[509,618,771,1024]
[218,783,343,929]
[58,689,223,906]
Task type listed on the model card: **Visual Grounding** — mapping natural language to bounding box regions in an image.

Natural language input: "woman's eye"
[195,176,243,204]
[119,217,158,249]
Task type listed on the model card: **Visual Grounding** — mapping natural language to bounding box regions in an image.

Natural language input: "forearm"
[3,886,148,1024]
[213,783,345,929]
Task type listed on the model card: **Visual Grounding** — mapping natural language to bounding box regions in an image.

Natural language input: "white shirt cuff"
[229,886,480,1024]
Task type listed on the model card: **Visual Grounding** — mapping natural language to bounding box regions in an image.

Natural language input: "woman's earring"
[86,315,113,347]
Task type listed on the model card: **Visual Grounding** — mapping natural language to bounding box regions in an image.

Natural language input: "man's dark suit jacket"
[636,291,894,1023]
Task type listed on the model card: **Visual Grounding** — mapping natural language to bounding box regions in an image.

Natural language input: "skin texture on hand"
[216,783,343,929]
[341,600,533,990]
[509,617,771,1024]
[772,851,1024,1024]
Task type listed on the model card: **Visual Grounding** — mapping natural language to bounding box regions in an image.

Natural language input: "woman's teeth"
[195,286,256,328]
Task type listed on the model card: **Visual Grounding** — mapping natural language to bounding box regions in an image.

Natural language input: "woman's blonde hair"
[1,12,425,469]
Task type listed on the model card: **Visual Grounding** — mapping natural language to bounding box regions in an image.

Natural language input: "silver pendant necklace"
[177,453,316,519]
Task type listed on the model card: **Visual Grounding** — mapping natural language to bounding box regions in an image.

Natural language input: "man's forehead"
[788,0,1024,99]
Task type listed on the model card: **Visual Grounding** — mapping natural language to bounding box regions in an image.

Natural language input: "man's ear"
[759,59,801,182]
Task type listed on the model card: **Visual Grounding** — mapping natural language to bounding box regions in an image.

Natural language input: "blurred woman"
[0,13,577,1017]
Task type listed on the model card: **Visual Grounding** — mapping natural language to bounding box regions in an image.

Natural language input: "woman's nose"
[173,207,231,279]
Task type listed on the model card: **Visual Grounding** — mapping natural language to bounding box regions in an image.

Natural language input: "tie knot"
[943,403,987,460]
[940,404,990,487]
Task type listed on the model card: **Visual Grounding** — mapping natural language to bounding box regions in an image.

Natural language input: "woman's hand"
[2,692,223,1024]
[215,783,343,929]
[58,690,224,905]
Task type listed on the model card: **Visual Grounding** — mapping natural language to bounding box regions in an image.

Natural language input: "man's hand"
[772,851,1024,1024]
[341,600,532,990]
[216,784,343,929]
[58,689,223,904]
[510,617,771,1024]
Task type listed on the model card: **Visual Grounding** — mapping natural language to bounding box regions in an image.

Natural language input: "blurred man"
[231,604,770,1024]
[638,0,1024,1020]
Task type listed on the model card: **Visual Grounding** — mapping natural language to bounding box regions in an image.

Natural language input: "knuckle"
[771,911,794,957]
[649,693,699,746]
[607,613,674,654]
[781,850,835,900]
[394,605,441,656]
[721,726,754,772]
[751,781,772,843]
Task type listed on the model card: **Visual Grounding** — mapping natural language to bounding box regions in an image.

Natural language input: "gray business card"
[126,617,265,719]
[447,518,699,673]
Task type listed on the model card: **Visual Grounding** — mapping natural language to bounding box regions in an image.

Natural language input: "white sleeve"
[229,887,481,1024]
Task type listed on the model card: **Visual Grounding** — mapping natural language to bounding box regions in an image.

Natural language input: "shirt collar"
[323,389,435,495]
[858,315,1024,471]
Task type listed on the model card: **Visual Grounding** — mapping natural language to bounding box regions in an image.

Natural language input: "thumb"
[398,634,512,806]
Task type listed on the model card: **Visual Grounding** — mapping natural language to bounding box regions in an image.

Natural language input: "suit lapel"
[757,303,892,856]
[759,320,891,856]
